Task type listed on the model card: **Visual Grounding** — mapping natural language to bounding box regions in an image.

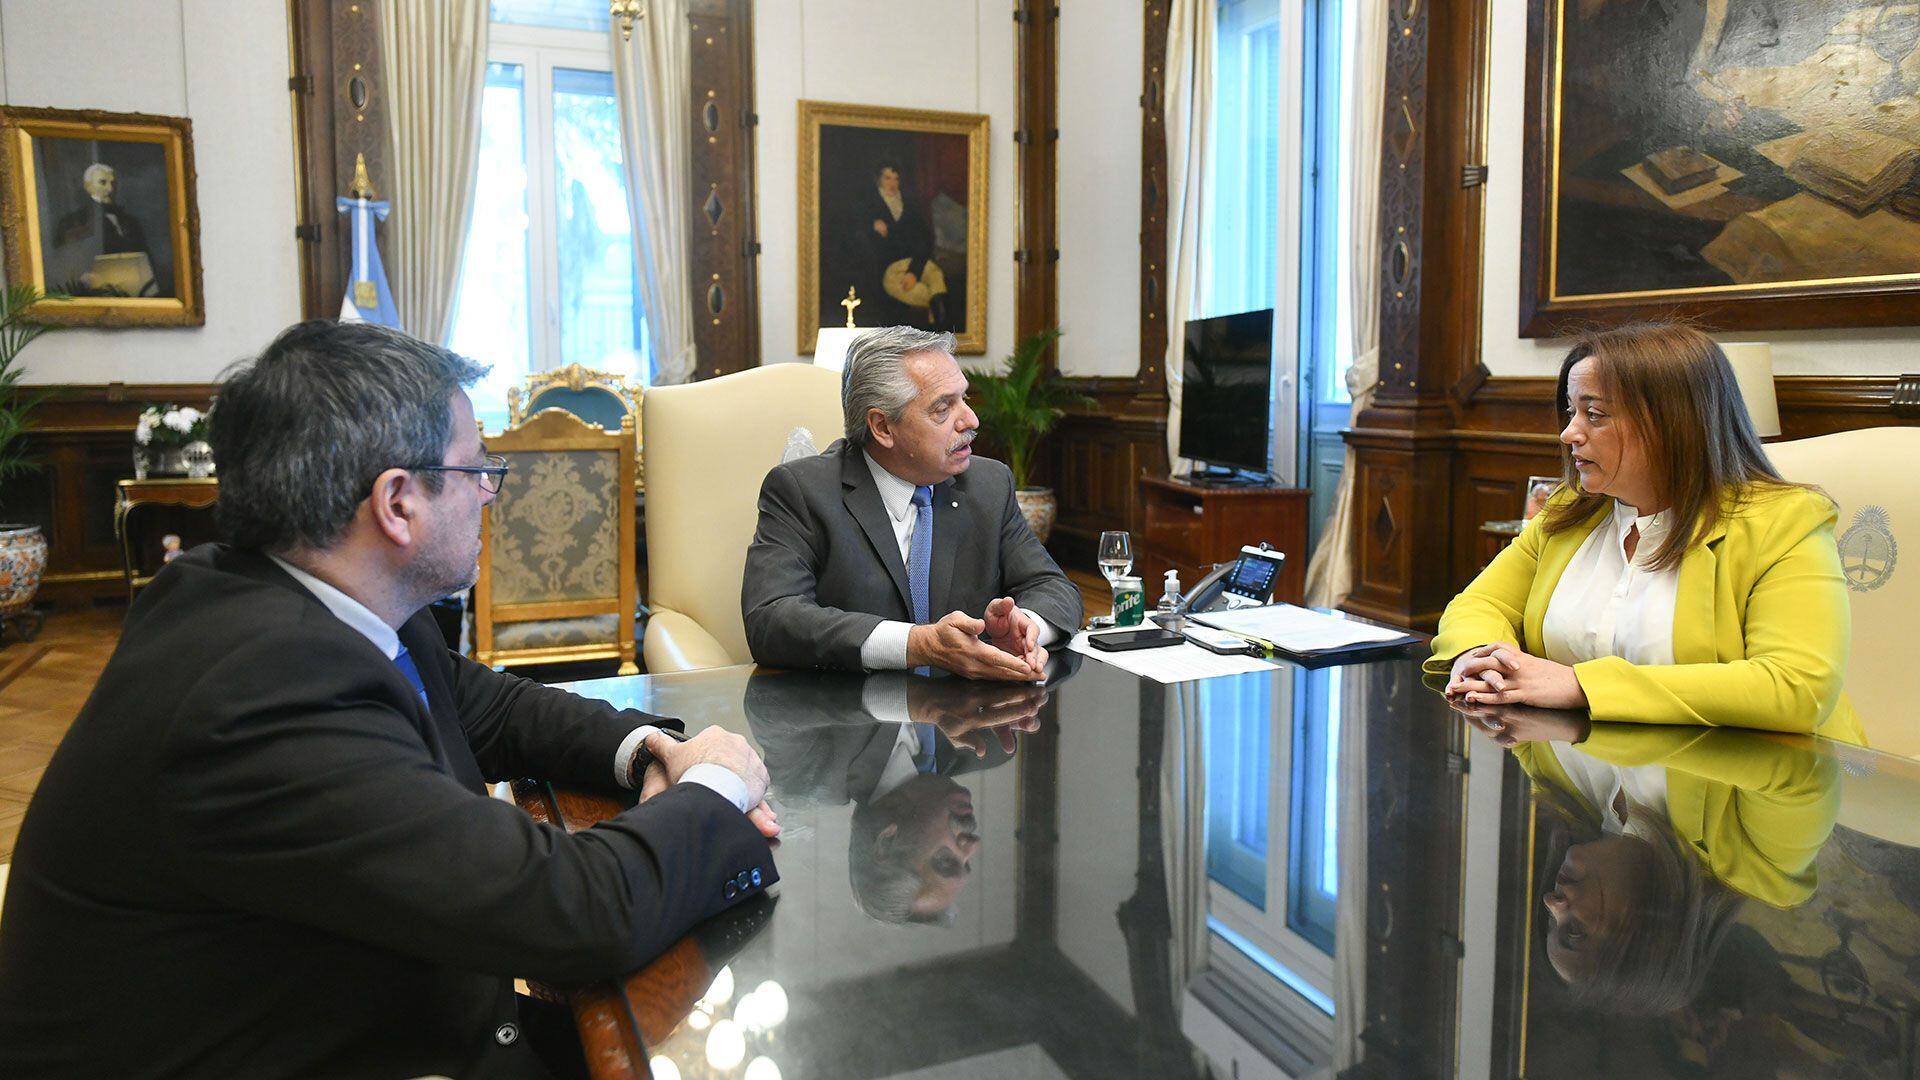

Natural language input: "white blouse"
[1539,497,1681,816]
[1540,498,1681,668]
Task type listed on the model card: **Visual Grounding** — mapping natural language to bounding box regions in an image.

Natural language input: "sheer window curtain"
[611,1,697,385]
[1322,7,1388,1070]
[1161,684,1211,1010]
[1302,1,1385,611]
[1161,0,1217,470]
[379,0,489,345]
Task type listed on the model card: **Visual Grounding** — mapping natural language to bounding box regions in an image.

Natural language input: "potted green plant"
[0,285,61,631]
[964,327,1088,544]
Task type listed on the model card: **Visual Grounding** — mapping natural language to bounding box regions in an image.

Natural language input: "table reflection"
[1453,697,1920,1078]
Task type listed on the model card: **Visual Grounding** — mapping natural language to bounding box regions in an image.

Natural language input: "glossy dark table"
[519,648,1919,1080]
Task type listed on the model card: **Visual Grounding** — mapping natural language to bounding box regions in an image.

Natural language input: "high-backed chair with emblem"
[1767,427,1919,758]
[507,363,644,490]
[474,409,638,675]
[642,363,845,673]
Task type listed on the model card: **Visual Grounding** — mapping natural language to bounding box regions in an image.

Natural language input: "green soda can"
[1112,576,1146,626]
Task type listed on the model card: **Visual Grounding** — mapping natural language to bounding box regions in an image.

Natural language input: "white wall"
[1,0,302,386]
[753,0,1017,370]
[1480,1,1920,378]
[1057,3,1143,377]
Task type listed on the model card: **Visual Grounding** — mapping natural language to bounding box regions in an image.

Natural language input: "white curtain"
[1302,0,1388,611]
[378,0,488,345]
[1161,0,1216,470]
[1161,684,1212,1008]
[611,1,698,385]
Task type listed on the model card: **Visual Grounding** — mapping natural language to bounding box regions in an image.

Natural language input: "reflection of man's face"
[877,775,979,919]
[877,167,901,197]
[85,169,116,203]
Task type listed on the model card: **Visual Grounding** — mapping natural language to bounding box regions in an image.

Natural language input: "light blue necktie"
[392,644,431,712]
[908,485,934,625]
[914,723,939,774]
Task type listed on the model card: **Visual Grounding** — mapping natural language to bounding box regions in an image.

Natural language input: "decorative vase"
[0,523,48,617]
[182,440,216,479]
[135,446,190,478]
[1015,487,1057,545]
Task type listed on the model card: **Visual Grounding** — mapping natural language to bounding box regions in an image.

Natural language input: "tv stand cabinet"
[1137,475,1310,604]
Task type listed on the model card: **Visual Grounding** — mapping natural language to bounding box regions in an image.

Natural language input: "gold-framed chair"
[641,363,845,672]
[474,408,638,675]
[1768,427,1919,758]
[507,363,645,490]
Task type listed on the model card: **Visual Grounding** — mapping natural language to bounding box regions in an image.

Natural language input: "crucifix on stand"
[840,287,862,328]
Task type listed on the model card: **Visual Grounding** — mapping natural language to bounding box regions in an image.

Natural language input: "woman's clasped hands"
[1445,641,1590,711]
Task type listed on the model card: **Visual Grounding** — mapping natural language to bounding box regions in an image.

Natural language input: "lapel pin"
[951,500,959,508]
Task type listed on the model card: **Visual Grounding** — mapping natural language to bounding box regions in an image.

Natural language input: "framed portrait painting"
[797,100,988,354]
[1521,1,1920,334]
[0,106,204,327]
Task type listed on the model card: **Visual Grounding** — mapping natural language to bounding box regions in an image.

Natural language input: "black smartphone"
[1088,627,1185,652]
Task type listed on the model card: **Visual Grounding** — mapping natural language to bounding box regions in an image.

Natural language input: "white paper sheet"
[1068,629,1277,684]
[1189,604,1416,653]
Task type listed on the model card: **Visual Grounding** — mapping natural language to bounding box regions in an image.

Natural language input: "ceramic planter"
[1015,487,1057,545]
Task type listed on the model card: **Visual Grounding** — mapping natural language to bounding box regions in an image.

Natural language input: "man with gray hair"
[0,320,779,1079]
[743,325,1081,678]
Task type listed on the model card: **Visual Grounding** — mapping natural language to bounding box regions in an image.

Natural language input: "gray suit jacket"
[742,439,1083,671]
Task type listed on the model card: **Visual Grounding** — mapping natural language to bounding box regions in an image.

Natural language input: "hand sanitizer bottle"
[1152,569,1183,628]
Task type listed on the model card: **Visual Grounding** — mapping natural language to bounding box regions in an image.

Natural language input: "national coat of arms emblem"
[1837,506,1897,592]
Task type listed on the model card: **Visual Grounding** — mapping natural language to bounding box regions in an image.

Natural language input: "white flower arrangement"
[135,403,208,448]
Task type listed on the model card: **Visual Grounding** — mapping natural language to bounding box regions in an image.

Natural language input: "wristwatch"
[628,724,689,786]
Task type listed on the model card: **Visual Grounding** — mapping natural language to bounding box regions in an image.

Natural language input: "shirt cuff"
[1018,607,1062,648]
[681,763,753,812]
[615,724,660,789]
[860,620,915,670]
[860,677,913,725]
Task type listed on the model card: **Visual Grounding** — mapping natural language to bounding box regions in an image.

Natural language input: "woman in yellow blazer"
[1426,323,1861,745]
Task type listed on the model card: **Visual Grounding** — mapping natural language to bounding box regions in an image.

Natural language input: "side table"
[115,477,219,603]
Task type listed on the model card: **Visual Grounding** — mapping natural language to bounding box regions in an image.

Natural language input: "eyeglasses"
[408,453,510,493]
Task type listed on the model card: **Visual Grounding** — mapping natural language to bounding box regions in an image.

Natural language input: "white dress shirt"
[268,556,748,810]
[857,450,1062,670]
[1537,498,1677,813]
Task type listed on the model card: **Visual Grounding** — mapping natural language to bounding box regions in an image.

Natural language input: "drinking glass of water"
[1097,531,1133,622]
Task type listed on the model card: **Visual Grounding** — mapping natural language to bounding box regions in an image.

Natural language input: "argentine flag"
[337,195,400,328]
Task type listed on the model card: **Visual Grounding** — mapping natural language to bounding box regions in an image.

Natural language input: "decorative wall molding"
[689,0,761,379]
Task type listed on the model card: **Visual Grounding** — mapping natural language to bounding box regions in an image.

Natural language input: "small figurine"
[161,534,183,564]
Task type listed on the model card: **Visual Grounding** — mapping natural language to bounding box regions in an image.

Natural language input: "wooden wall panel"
[689,0,761,378]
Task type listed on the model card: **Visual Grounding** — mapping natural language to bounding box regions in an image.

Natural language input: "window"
[1200,0,1355,512]
[448,13,647,432]
[1202,666,1342,1017]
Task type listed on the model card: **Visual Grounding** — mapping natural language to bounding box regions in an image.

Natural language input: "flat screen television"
[1177,308,1274,478]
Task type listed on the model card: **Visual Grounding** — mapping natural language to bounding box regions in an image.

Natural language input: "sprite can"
[1112,576,1146,626]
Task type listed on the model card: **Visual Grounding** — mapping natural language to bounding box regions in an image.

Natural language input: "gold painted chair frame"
[474,409,639,675]
[506,363,645,492]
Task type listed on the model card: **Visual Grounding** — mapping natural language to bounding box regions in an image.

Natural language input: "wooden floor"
[0,603,123,862]
[0,573,1112,864]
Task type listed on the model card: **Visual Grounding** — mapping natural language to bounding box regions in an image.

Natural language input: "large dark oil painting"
[1521,1,1920,334]
[797,100,987,354]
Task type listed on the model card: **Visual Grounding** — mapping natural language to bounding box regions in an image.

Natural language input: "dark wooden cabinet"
[1135,475,1309,605]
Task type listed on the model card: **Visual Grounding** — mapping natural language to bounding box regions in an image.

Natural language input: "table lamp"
[1720,341,1780,438]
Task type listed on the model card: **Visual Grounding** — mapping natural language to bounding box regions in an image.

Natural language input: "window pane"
[1204,676,1273,909]
[1202,0,1281,318]
[1287,666,1339,954]
[552,67,648,384]
[490,0,610,32]
[448,62,532,431]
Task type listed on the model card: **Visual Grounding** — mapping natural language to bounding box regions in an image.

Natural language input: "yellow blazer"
[1512,724,1840,908]
[1425,485,1862,744]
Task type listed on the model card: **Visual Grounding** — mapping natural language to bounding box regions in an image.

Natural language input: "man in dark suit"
[742,325,1083,680]
[0,321,781,1080]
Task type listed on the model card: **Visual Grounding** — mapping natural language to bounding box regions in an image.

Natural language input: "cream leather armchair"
[641,363,846,673]
[1768,427,1919,758]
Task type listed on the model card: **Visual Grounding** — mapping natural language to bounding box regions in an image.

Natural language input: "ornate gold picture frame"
[797,100,988,354]
[0,106,204,328]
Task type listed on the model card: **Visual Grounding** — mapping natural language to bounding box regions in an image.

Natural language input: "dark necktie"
[908,485,934,625]
[914,722,939,774]
[392,644,431,712]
